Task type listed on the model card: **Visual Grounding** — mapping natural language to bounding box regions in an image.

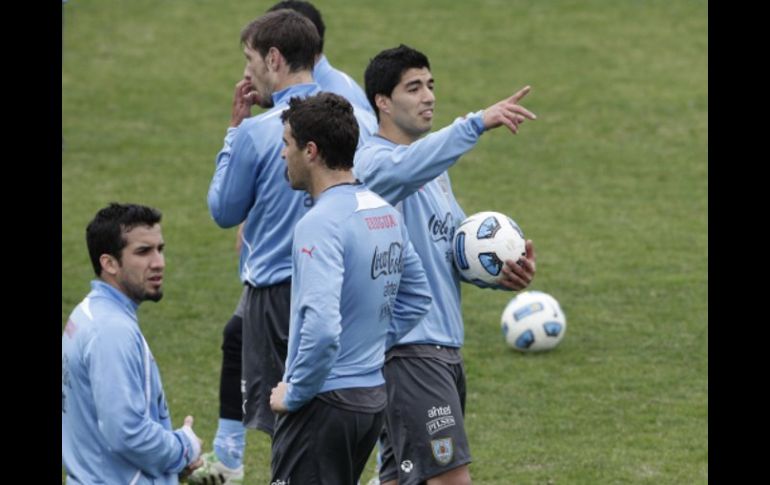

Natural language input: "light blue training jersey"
[208,83,376,288]
[62,281,197,484]
[353,112,487,348]
[282,184,432,411]
[313,54,375,116]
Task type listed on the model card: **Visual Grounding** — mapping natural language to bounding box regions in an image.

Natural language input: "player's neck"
[311,169,356,198]
[377,118,420,145]
[275,70,314,92]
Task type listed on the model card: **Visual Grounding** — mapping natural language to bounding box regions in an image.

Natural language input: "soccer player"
[200,10,376,483]
[353,45,538,485]
[195,5,379,482]
[268,92,432,484]
[62,203,202,484]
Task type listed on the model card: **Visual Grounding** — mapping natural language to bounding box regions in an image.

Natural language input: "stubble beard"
[123,279,164,303]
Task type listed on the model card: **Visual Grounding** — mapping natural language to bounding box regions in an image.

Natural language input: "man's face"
[386,67,435,140]
[243,45,274,109]
[113,224,165,303]
[281,123,308,191]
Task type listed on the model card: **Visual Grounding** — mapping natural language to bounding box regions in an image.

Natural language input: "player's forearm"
[284,331,339,411]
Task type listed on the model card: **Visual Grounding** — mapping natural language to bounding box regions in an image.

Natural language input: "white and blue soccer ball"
[500,291,567,352]
[452,211,526,286]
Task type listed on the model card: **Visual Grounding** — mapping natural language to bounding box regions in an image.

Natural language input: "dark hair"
[267,1,325,53]
[280,92,359,170]
[240,9,319,73]
[364,44,431,120]
[86,203,162,277]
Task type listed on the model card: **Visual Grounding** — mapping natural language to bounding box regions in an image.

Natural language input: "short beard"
[144,290,164,302]
[123,282,163,304]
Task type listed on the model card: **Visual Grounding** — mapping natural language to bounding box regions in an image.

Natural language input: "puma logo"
[301,246,315,258]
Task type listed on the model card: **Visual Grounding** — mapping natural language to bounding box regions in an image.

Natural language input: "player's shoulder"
[83,294,136,331]
[250,106,286,127]
[353,187,389,210]
[236,109,286,150]
[295,210,341,252]
[354,138,394,170]
[302,189,359,228]
[97,308,138,338]
[357,136,391,154]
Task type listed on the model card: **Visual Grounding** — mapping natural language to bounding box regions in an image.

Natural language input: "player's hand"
[230,77,260,128]
[178,455,203,482]
[183,415,203,446]
[176,415,204,481]
[482,86,537,134]
[498,239,536,291]
[270,382,289,413]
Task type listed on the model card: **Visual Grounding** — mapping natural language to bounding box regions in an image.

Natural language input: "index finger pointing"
[509,85,531,103]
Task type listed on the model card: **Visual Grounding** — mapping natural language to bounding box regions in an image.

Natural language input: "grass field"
[62,0,707,483]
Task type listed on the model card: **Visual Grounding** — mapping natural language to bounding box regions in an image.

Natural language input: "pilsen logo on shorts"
[431,437,454,465]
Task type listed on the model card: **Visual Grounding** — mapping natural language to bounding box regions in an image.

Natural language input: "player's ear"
[266,47,281,71]
[305,141,318,160]
[375,94,390,116]
[99,253,120,276]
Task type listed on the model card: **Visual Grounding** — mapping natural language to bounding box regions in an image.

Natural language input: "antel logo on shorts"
[426,405,456,435]
[427,405,452,418]
[401,460,414,473]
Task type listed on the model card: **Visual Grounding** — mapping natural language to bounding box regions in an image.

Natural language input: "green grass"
[62,0,707,483]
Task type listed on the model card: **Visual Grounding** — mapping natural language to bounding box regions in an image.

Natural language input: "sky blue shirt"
[353,112,486,348]
[282,184,432,411]
[313,54,375,116]
[208,83,375,287]
[62,281,196,484]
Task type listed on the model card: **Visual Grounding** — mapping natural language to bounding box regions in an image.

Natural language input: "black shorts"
[241,282,291,435]
[271,395,384,484]
[379,345,472,484]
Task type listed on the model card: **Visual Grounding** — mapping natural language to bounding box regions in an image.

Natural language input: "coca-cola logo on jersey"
[371,242,404,279]
[428,212,455,242]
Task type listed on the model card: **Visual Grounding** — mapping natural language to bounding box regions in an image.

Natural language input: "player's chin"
[287,171,306,191]
[144,287,164,302]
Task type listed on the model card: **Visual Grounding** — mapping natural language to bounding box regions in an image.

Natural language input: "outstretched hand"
[482,86,537,134]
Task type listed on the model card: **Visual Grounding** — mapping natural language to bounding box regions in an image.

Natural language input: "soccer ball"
[500,291,567,352]
[452,211,526,286]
